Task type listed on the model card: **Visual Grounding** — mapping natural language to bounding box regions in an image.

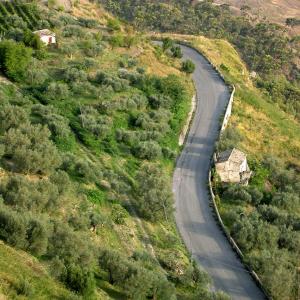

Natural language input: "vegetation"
[178,36,300,300]
[100,0,300,119]
[0,1,225,299]
[181,59,195,74]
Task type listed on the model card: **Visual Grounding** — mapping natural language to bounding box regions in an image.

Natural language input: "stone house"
[33,29,56,45]
[215,148,252,185]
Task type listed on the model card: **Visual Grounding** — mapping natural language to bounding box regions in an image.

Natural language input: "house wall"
[239,159,247,173]
[40,35,56,45]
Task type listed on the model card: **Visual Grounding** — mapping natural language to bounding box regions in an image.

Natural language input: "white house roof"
[217,148,246,165]
[33,29,55,37]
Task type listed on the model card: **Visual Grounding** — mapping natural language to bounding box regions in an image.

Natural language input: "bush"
[162,38,173,52]
[63,67,87,83]
[170,45,183,58]
[61,153,102,183]
[80,39,103,57]
[111,204,128,225]
[0,175,60,212]
[62,25,84,37]
[0,105,29,134]
[107,18,121,31]
[79,106,112,138]
[45,82,70,101]
[31,104,71,139]
[133,141,162,160]
[223,185,252,203]
[0,40,32,81]
[0,205,27,249]
[2,124,61,174]
[26,218,51,256]
[135,163,173,221]
[94,71,129,92]
[181,59,195,74]
[78,17,99,28]
[63,264,95,297]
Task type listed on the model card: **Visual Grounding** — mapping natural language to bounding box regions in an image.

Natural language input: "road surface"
[172,44,265,300]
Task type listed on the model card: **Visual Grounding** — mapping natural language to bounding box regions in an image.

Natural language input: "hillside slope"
[157,33,300,300]
[0,241,76,299]
[214,0,300,28]
[0,1,230,299]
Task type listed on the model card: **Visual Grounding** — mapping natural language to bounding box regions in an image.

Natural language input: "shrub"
[26,218,51,256]
[94,71,129,92]
[63,67,87,83]
[1,175,60,212]
[217,127,243,152]
[31,104,71,139]
[25,64,48,86]
[107,18,121,31]
[223,185,252,203]
[111,204,128,225]
[170,45,183,58]
[0,205,27,249]
[133,141,162,160]
[79,106,112,138]
[80,39,103,57]
[62,25,84,37]
[2,124,61,174]
[162,38,173,52]
[63,264,95,297]
[0,40,32,81]
[78,17,99,28]
[61,153,102,183]
[45,82,70,101]
[0,105,29,134]
[181,59,196,74]
[135,163,173,221]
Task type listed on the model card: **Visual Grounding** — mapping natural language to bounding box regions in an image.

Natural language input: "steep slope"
[159,33,300,300]
[0,1,229,299]
[0,241,76,299]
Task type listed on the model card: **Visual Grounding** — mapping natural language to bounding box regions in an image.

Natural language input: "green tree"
[2,124,61,174]
[0,40,32,81]
[135,163,173,221]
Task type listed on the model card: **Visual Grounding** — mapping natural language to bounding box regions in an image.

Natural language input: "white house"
[215,148,252,185]
[33,29,56,45]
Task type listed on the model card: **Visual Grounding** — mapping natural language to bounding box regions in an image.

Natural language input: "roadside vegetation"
[98,1,300,298]
[0,1,230,299]
[172,35,300,300]
[100,0,300,121]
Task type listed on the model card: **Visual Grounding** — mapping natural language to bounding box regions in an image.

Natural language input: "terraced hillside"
[0,1,40,33]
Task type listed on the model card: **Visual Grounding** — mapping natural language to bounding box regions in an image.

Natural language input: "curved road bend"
[172,45,265,300]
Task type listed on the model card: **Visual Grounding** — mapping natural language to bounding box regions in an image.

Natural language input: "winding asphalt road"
[172,45,265,299]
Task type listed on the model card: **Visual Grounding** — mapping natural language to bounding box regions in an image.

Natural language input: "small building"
[33,29,56,45]
[215,148,252,185]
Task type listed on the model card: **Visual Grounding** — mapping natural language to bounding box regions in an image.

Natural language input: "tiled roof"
[217,148,246,165]
[33,29,55,37]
